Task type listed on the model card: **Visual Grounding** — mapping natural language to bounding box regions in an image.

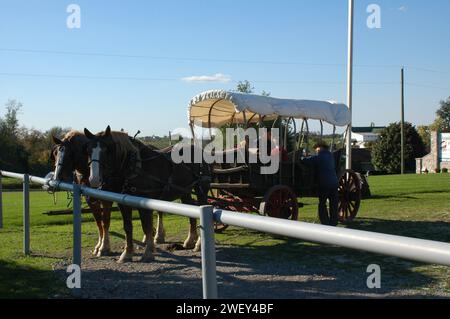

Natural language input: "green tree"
[0,100,28,172]
[2,99,22,137]
[372,122,426,174]
[430,97,450,132]
[236,80,254,94]
[417,125,431,153]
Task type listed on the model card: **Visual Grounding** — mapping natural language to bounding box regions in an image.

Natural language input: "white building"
[351,126,385,149]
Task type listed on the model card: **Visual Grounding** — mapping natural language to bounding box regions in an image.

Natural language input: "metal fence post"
[199,205,218,299]
[23,174,30,255]
[0,174,3,229]
[72,183,82,297]
[73,183,82,267]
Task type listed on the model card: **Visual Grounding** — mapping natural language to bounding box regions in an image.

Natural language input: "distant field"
[0,173,449,298]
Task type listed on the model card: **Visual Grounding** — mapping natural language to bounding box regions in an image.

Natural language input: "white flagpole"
[346,0,354,170]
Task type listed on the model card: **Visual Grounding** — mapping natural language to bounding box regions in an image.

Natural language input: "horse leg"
[89,199,103,256]
[118,204,134,263]
[192,184,209,253]
[139,209,155,262]
[192,218,202,252]
[97,201,112,256]
[183,216,199,250]
[154,211,166,244]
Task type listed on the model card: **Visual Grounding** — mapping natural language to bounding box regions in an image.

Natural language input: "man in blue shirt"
[302,142,339,226]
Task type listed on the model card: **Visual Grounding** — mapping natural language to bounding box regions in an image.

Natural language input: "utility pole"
[346,0,354,170]
[401,68,405,174]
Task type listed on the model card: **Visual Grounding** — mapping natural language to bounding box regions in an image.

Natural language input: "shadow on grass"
[345,218,450,242]
[369,189,450,200]
[0,259,69,299]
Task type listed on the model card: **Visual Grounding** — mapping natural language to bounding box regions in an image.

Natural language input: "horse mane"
[110,131,142,169]
[62,130,85,142]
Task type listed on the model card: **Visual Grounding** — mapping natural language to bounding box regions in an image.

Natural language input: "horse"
[84,126,210,263]
[51,131,114,257]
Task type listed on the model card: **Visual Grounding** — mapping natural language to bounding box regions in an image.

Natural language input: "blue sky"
[0,0,449,136]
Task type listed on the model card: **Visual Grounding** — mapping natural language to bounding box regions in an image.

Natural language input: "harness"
[124,149,208,198]
[101,142,210,200]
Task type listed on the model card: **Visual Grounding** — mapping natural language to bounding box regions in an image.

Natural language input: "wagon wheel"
[261,185,299,220]
[338,170,361,223]
[214,222,230,234]
[208,190,230,233]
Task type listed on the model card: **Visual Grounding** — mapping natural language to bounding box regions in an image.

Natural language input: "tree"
[430,97,450,132]
[417,125,431,153]
[372,122,426,174]
[0,100,28,172]
[1,99,22,138]
[235,80,271,96]
[236,80,254,94]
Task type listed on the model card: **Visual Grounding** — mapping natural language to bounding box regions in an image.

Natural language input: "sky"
[0,0,449,136]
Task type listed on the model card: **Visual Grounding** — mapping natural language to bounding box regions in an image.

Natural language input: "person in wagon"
[301,141,339,226]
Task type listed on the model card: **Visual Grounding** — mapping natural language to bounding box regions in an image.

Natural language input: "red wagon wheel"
[261,185,299,220]
[214,222,230,233]
[208,190,230,233]
[338,170,361,223]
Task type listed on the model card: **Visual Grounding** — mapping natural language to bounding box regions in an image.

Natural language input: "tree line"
[0,100,70,176]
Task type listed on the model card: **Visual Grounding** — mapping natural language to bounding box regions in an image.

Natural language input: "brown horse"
[51,131,113,257]
[84,126,210,263]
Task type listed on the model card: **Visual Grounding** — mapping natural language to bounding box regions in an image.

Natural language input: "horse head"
[51,135,76,182]
[84,126,114,188]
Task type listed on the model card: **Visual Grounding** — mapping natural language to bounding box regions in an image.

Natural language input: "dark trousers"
[318,186,339,226]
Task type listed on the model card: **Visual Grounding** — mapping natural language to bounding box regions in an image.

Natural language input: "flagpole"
[346,0,354,170]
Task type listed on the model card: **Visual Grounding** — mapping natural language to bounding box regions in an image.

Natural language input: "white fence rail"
[1,170,450,299]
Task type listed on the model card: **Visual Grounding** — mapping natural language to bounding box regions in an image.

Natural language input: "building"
[351,126,385,149]
[416,131,450,174]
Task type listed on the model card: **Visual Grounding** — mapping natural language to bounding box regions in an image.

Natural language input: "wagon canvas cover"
[189,90,351,128]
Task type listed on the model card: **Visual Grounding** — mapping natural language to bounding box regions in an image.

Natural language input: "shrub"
[372,122,426,174]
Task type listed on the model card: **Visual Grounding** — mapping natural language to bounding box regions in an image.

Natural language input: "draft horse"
[84,126,210,263]
[51,131,113,257]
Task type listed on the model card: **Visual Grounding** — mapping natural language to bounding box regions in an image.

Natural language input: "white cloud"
[398,6,407,12]
[181,73,231,83]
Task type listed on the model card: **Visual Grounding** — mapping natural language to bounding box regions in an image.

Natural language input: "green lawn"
[0,174,449,298]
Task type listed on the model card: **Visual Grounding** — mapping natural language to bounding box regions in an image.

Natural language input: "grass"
[1,177,42,190]
[0,174,449,298]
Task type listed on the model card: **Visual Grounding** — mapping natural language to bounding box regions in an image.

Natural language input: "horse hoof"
[117,256,133,263]
[154,237,165,245]
[97,250,111,257]
[193,244,201,253]
[183,239,197,250]
[92,248,99,256]
[118,252,133,263]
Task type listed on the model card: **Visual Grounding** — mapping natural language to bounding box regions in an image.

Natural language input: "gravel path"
[53,244,450,299]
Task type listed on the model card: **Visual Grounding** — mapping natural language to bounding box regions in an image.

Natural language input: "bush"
[372,122,427,174]
[442,168,448,173]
